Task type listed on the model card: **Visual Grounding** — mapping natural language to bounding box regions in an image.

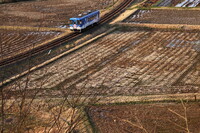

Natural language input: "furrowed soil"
[156,0,185,7]
[3,28,200,97]
[88,102,200,133]
[125,9,200,25]
[0,29,61,60]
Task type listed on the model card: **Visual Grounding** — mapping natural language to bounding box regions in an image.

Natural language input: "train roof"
[70,10,99,21]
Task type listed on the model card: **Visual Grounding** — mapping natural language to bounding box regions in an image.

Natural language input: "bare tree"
[0,9,48,133]
[167,100,190,133]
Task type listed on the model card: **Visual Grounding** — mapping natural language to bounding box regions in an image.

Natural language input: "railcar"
[69,10,100,32]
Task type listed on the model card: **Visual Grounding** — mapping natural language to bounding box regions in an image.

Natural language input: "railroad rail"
[0,0,133,67]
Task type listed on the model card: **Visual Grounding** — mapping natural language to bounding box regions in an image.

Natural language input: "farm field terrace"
[4,28,200,96]
[75,28,200,95]
[125,9,200,25]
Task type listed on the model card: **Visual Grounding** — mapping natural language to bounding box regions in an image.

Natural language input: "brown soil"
[0,0,115,28]
[88,102,200,133]
[181,61,200,86]
[125,9,200,25]
[5,28,200,97]
[0,29,61,60]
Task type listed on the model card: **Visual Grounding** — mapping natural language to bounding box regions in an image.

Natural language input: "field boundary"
[32,92,200,105]
[116,23,200,30]
[98,93,200,104]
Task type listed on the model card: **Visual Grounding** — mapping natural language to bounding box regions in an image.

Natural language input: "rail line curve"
[0,0,133,67]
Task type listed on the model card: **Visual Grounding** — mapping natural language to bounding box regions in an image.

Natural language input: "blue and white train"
[69,10,100,32]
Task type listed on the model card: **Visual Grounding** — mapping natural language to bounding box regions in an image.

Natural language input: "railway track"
[0,0,133,67]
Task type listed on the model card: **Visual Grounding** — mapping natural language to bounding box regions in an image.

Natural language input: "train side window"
[88,15,97,22]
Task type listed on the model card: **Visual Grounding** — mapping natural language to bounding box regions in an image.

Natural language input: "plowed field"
[5,28,200,96]
[125,9,200,25]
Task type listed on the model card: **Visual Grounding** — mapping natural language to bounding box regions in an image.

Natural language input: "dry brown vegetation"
[0,65,105,132]
[88,101,200,133]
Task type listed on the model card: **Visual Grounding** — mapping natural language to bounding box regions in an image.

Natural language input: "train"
[69,10,100,32]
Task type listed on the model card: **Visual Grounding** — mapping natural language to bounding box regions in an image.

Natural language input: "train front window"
[70,20,76,25]
[77,20,82,25]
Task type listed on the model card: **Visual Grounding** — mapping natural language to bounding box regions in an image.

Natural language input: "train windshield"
[70,20,76,24]
[77,20,82,25]
[70,20,82,25]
